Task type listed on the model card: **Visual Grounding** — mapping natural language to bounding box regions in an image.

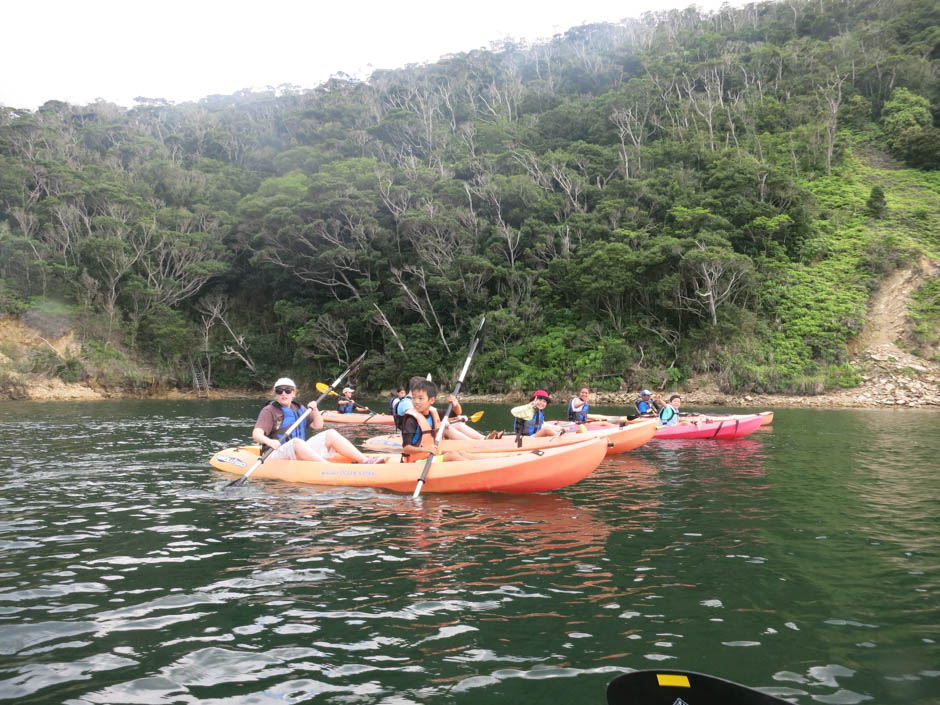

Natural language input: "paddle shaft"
[227,351,367,488]
[413,316,485,498]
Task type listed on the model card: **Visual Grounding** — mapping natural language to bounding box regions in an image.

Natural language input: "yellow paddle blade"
[468,410,484,422]
[315,382,340,397]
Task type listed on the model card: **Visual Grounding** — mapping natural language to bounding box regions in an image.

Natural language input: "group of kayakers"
[252,373,702,466]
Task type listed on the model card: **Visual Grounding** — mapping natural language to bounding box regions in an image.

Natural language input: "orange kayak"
[210,438,607,493]
[320,410,395,425]
[363,419,658,456]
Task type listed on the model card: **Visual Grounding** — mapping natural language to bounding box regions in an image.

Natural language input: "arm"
[306,400,324,430]
[510,403,535,420]
[252,407,281,450]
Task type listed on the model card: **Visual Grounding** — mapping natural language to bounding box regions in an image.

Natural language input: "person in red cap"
[510,390,562,438]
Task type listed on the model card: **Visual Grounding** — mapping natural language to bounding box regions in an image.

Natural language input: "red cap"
[532,389,552,402]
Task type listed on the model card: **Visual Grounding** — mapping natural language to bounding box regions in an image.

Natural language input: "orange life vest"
[403,407,442,462]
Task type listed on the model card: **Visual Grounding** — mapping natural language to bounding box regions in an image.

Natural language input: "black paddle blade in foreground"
[607,670,791,705]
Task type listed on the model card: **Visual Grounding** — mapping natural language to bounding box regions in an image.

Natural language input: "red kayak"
[654,414,764,440]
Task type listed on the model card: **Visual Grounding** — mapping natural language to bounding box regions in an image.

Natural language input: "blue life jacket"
[390,396,404,430]
[276,402,307,440]
[567,398,589,423]
[658,404,679,426]
[514,408,544,436]
[636,399,653,414]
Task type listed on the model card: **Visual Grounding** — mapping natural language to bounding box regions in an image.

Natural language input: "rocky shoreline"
[3,337,936,411]
[7,354,936,410]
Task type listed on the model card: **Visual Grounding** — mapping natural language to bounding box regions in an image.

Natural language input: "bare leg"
[288,438,328,462]
[319,429,367,462]
[448,421,484,440]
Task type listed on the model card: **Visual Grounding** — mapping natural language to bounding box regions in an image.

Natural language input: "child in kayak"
[511,390,563,438]
[400,379,472,462]
[657,395,701,427]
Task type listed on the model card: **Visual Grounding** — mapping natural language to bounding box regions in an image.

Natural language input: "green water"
[0,400,936,704]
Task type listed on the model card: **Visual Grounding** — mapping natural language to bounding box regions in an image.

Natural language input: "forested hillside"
[1,0,938,397]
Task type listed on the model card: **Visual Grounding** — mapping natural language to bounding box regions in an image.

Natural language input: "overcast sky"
[3,0,734,110]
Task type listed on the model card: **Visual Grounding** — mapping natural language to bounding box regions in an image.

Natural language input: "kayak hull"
[210,438,608,493]
[321,410,395,425]
[590,410,773,425]
[654,414,764,440]
[363,419,658,456]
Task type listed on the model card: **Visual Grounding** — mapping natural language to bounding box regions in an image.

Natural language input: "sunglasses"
[274,387,295,395]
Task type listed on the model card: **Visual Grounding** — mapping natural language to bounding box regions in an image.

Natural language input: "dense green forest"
[1,0,938,396]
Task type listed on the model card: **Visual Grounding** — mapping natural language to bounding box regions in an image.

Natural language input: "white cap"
[274,377,296,390]
[342,387,355,394]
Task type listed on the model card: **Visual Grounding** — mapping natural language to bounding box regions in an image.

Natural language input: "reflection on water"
[0,401,936,704]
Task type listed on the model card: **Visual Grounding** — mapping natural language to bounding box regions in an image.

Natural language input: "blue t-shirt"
[659,404,679,426]
[396,395,414,417]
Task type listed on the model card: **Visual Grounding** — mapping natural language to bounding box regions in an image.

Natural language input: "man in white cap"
[252,377,384,463]
[634,389,661,416]
[337,386,369,414]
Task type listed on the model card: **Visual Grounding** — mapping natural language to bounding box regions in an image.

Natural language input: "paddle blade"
[316,382,340,397]
[607,670,790,705]
[225,476,247,488]
[469,410,484,422]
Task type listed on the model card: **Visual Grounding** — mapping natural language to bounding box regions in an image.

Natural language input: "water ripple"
[0,402,936,704]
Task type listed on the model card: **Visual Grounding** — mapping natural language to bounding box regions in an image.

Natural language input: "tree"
[678,237,755,326]
[881,87,931,147]
[866,185,886,218]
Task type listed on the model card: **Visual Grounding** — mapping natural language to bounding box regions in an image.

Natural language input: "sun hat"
[342,387,355,394]
[532,389,552,402]
[274,377,296,390]
[641,389,652,396]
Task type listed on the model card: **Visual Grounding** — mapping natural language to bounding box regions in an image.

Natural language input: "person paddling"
[253,378,384,463]
[511,390,563,438]
[567,385,591,423]
[397,375,482,440]
[634,389,661,416]
[337,386,369,414]
[400,379,472,462]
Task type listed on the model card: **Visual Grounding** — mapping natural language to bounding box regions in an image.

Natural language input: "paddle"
[412,314,486,498]
[225,351,367,488]
[606,669,790,705]
[588,412,645,423]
